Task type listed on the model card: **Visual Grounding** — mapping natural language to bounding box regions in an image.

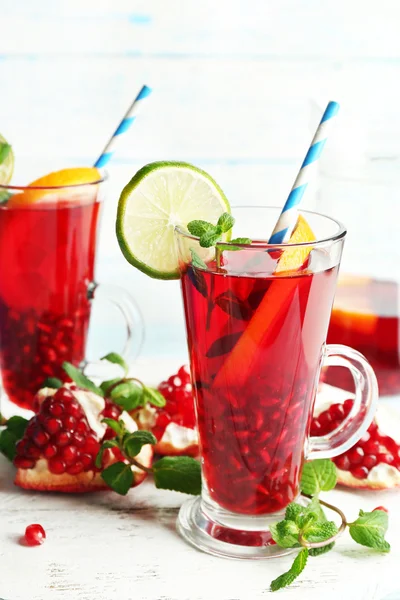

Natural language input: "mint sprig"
[269,459,391,591]
[98,417,201,496]
[187,212,252,250]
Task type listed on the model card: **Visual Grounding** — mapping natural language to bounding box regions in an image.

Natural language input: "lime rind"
[116,161,231,279]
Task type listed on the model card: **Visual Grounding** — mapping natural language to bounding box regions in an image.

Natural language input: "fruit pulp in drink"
[326,276,400,396]
[181,260,338,515]
[0,198,100,410]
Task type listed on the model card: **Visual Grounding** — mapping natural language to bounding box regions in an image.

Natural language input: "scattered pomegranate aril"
[373,506,388,513]
[24,524,46,546]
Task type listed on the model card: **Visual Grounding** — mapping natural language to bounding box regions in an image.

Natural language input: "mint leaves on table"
[0,416,29,460]
[269,458,391,592]
[97,416,201,496]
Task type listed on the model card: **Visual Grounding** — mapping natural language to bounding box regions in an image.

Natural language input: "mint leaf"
[95,439,120,468]
[285,502,303,522]
[6,416,29,439]
[0,190,11,204]
[143,386,166,408]
[101,352,128,376]
[0,142,11,164]
[349,509,390,552]
[222,237,252,251]
[270,548,309,592]
[100,378,121,394]
[42,377,63,389]
[101,461,133,495]
[109,381,144,410]
[190,248,208,270]
[153,456,202,495]
[187,220,216,238]
[304,496,328,522]
[270,519,300,548]
[217,212,235,233]
[0,429,19,461]
[102,418,124,437]
[309,542,335,557]
[199,229,223,248]
[123,430,157,458]
[303,521,338,543]
[62,362,104,397]
[300,459,337,496]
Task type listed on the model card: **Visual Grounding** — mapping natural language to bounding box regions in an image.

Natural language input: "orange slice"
[214,215,317,388]
[7,167,101,207]
[275,215,316,273]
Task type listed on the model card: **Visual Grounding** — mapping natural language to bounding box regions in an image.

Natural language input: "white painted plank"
[1,0,400,60]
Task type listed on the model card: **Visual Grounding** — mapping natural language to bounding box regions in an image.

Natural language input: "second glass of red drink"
[0,173,144,413]
[175,207,378,559]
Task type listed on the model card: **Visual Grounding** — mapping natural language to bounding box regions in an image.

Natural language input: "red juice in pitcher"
[0,198,100,409]
[181,262,338,515]
[326,277,400,396]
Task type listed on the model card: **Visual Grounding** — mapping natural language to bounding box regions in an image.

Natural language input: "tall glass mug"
[175,207,378,559]
[0,174,143,414]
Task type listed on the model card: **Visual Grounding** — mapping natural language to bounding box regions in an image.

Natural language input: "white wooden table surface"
[0,358,399,600]
[1,2,400,598]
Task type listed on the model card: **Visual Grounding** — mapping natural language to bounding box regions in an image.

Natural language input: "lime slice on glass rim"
[0,133,14,186]
[116,161,231,279]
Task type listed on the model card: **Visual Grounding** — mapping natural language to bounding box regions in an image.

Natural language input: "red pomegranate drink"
[0,189,101,410]
[181,261,338,514]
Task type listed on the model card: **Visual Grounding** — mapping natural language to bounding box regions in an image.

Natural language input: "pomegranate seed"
[24,524,46,546]
[55,431,71,447]
[43,417,62,435]
[71,432,85,447]
[48,402,64,417]
[329,403,345,422]
[66,461,84,475]
[363,455,377,470]
[81,454,94,470]
[15,439,30,456]
[362,439,380,455]
[373,506,388,513]
[351,466,369,479]
[54,388,74,403]
[48,458,66,474]
[310,419,322,436]
[14,457,35,469]
[61,445,79,465]
[377,452,394,465]
[347,446,364,466]
[343,399,354,416]
[82,436,100,456]
[43,445,58,459]
[334,454,351,471]
[31,428,50,448]
[76,420,89,434]
[63,415,77,432]
[64,400,82,418]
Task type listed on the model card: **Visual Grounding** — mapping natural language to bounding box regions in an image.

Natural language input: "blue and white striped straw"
[94,85,152,169]
[269,100,340,244]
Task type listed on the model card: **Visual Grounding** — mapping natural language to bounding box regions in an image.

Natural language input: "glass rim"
[175,206,347,249]
[0,169,108,192]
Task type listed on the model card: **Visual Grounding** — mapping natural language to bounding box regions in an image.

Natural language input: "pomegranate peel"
[13,384,153,493]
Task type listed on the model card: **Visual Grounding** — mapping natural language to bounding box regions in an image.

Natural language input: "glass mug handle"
[83,282,145,376]
[308,344,379,460]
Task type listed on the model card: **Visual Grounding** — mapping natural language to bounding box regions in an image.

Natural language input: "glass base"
[177,496,296,560]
